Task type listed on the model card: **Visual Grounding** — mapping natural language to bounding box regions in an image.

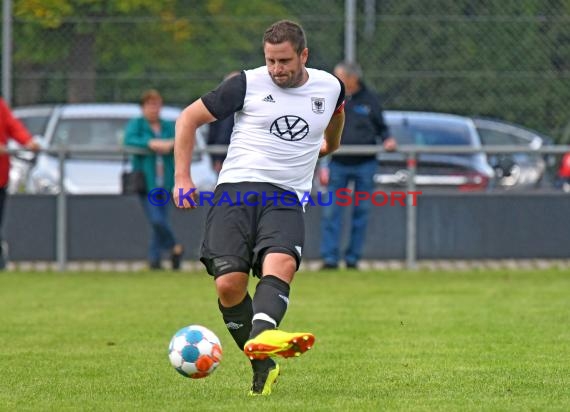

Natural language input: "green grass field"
[1,269,569,411]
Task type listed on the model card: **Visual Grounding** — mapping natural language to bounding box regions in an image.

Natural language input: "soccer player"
[173,20,345,395]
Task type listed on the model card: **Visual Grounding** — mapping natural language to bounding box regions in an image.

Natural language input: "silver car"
[9,103,217,194]
[472,117,548,189]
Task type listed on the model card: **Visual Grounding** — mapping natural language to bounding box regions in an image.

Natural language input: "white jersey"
[209,66,343,200]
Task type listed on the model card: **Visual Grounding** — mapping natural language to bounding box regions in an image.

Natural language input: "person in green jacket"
[124,89,183,270]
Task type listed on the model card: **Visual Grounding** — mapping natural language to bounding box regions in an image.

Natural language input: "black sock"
[218,293,277,373]
[218,294,253,351]
[250,275,290,338]
[251,357,276,373]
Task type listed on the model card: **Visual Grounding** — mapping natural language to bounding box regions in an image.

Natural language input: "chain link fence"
[4,0,570,140]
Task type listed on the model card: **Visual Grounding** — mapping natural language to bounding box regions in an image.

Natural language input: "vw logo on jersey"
[270,115,310,141]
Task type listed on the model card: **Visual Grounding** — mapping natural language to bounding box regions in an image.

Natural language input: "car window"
[16,115,50,136]
[50,117,205,162]
[477,128,520,146]
[52,118,128,147]
[389,119,473,146]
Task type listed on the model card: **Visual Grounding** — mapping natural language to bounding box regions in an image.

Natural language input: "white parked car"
[9,103,217,194]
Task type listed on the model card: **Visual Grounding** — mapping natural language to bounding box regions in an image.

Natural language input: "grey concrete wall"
[4,193,570,261]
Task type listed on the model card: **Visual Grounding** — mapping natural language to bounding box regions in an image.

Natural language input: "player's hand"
[172,177,199,209]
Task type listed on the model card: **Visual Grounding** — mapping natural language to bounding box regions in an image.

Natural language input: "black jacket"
[333,83,390,165]
[208,115,234,163]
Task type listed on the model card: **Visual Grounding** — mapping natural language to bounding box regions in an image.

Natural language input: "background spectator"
[0,97,39,269]
[319,61,396,270]
[123,90,183,270]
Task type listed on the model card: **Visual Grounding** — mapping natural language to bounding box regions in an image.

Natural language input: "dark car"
[375,111,495,191]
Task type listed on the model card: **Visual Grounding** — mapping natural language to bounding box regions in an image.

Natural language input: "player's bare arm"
[319,110,345,158]
[173,99,216,208]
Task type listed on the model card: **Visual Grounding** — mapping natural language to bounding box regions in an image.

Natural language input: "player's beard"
[270,67,306,88]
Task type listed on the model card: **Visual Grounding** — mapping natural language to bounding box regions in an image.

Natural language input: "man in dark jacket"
[319,61,396,269]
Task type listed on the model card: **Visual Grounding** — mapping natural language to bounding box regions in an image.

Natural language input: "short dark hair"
[263,20,307,54]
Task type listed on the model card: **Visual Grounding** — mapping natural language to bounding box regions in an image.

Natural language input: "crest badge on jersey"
[311,97,325,114]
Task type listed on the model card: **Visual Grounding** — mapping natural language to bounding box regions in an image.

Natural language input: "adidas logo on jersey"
[263,94,276,103]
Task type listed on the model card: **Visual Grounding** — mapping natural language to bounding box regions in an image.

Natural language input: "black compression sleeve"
[201,71,246,120]
[333,75,346,111]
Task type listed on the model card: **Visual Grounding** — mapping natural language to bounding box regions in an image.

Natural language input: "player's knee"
[215,274,248,306]
[209,256,249,305]
[277,255,297,274]
[262,249,298,279]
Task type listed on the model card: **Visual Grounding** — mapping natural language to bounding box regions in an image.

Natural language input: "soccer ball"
[168,325,223,379]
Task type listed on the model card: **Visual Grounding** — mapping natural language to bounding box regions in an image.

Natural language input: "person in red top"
[0,97,40,269]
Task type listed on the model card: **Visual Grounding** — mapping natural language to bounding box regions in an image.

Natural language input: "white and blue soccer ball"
[168,325,223,379]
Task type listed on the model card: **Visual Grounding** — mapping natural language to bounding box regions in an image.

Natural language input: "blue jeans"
[139,194,177,264]
[320,159,377,266]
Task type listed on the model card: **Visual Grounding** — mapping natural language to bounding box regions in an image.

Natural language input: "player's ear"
[300,48,308,64]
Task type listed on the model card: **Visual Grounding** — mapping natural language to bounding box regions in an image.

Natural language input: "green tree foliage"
[8,0,570,138]
[12,0,289,104]
[359,0,570,137]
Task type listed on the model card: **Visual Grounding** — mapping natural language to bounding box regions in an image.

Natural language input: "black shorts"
[200,182,304,278]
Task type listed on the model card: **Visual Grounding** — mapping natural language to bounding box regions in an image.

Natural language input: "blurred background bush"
[3,0,570,140]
